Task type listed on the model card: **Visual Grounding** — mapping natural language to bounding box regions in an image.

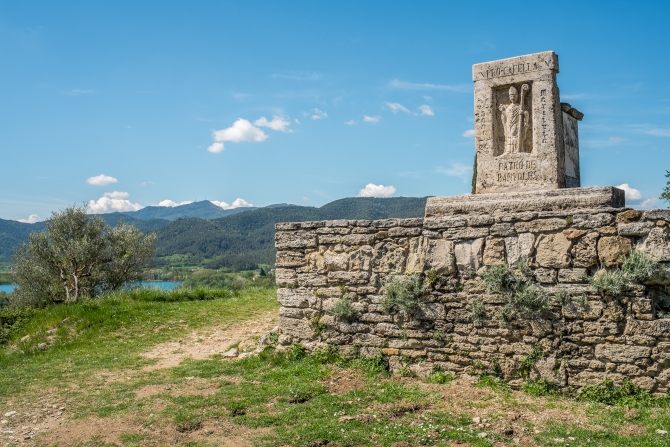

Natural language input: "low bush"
[591,249,661,296]
[578,379,662,407]
[331,297,356,322]
[381,274,425,316]
[522,378,559,396]
[0,306,34,344]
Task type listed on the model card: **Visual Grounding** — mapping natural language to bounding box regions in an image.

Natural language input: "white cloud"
[386,102,410,114]
[423,95,432,101]
[357,183,396,198]
[436,163,473,179]
[312,109,328,120]
[616,184,643,201]
[344,120,357,125]
[87,174,118,186]
[363,115,380,123]
[157,200,193,207]
[211,198,254,210]
[18,214,41,224]
[61,88,95,96]
[302,197,310,201]
[102,191,130,199]
[207,142,225,153]
[87,192,143,214]
[630,124,670,137]
[295,118,301,125]
[209,119,268,153]
[389,79,471,92]
[254,115,292,132]
[462,129,475,138]
[640,197,659,209]
[418,105,434,116]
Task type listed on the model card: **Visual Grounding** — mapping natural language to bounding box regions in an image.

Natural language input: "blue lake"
[0,281,183,294]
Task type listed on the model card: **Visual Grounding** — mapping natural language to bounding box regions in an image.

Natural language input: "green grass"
[0,272,13,284]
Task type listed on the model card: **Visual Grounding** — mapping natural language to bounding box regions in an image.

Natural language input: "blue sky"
[1,1,669,222]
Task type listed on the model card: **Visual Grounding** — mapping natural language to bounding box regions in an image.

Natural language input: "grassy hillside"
[0,287,668,446]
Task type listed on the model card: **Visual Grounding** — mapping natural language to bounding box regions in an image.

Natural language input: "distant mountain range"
[0,197,429,267]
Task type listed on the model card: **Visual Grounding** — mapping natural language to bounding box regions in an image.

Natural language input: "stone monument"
[472,51,583,193]
[273,53,670,392]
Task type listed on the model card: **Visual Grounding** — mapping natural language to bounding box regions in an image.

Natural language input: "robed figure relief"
[499,85,530,154]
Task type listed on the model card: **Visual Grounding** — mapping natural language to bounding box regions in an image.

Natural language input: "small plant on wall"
[590,249,662,296]
[381,274,426,318]
[331,297,357,322]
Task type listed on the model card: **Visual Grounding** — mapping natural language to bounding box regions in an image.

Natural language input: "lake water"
[0,281,183,294]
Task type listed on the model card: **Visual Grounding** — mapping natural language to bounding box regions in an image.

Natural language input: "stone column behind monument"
[472,51,583,194]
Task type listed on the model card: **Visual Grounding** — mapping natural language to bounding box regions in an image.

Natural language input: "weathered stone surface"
[324,250,349,271]
[618,222,654,237]
[598,236,632,267]
[443,227,490,240]
[426,187,624,216]
[616,210,642,223]
[535,267,557,284]
[388,227,422,237]
[425,239,456,275]
[563,229,587,240]
[277,288,317,308]
[572,213,615,229]
[467,215,494,226]
[350,246,373,271]
[490,223,516,237]
[423,216,467,229]
[535,233,572,268]
[637,227,670,262]
[342,234,375,246]
[372,243,408,273]
[595,344,652,363]
[504,233,535,265]
[327,271,369,285]
[276,222,301,231]
[571,232,599,268]
[515,218,567,233]
[405,237,426,274]
[276,250,306,268]
[276,268,298,287]
[483,237,506,265]
[275,230,317,249]
[642,209,670,221]
[558,268,588,283]
[455,238,484,272]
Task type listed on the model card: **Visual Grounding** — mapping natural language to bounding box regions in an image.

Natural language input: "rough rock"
[637,227,670,262]
[455,238,484,272]
[571,232,599,268]
[616,210,643,223]
[504,233,535,265]
[425,239,456,274]
[598,236,632,267]
[482,238,506,265]
[535,233,572,268]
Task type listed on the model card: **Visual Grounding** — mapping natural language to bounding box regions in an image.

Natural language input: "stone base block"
[425,186,625,217]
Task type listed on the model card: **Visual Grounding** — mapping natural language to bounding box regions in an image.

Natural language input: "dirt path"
[0,310,279,447]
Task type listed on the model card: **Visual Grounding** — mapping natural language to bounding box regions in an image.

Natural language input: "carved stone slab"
[473,51,581,193]
[425,187,625,217]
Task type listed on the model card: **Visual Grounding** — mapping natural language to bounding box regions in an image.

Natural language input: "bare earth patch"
[140,310,278,371]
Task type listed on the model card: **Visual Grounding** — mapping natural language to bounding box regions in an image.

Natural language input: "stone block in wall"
[318,234,342,245]
[443,227,490,240]
[275,230,317,249]
[300,221,325,229]
[558,268,588,283]
[276,250,306,268]
[342,234,376,245]
[562,300,603,320]
[618,222,655,237]
[616,210,643,223]
[388,339,425,349]
[490,223,516,237]
[324,250,349,271]
[423,216,467,230]
[372,243,408,274]
[277,288,318,308]
[279,307,306,319]
[425,239,456,275]
[595,344,652,363]
[416,302,447,320]
[317,227,351,235]
[405,237,427,274]
[276,268,298,287]
[483,237,506,265]
[637,227,670,262]
[572,371,624,386]
[597,226,617,236]
[279,316,314,340]
[515,218,568,233]
[350,246,373,271]
[388,227,422,237]
[643,209,670,221]
[455,238,484,272]
[534,268,557,284]
[306,250,326,273]
[505,233,535,265]
[598,236,632,267]
[498,211,538,223]
[571,232,599,268]
[467,215,494,226]
[572,213,615,229]
[359,313,393,323]
[535,233,572,268]
[297,273,328,287]
[276,222,302,231]
[353,333,385,347]
[325,219,351,228]
[327,271,370,285]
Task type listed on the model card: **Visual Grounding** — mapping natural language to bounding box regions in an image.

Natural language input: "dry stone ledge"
[425,187,625,217]
[274,207,670,392]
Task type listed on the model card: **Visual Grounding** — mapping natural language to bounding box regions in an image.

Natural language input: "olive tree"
[12,205,156,306]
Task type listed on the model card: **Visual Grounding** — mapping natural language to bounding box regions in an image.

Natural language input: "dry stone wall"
[274,206,670,392]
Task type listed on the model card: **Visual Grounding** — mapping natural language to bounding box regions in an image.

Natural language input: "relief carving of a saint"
[499,85,530,154]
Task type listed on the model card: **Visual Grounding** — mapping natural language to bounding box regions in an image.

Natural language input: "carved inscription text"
[478,59,553,80]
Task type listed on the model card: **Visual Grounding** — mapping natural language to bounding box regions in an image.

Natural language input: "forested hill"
[0,197,429,267]
[153,197,429,269]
